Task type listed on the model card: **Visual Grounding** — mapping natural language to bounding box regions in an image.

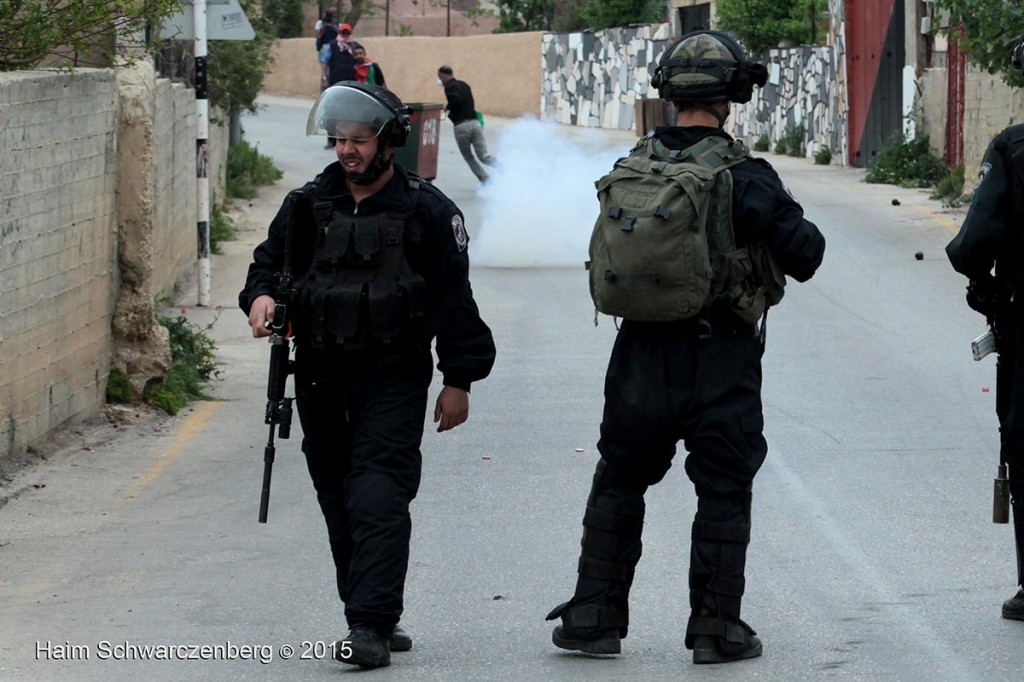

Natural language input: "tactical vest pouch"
[322,220,350,265]
[368,281,399,342]
[327,285,362,340]
[354,217,381,265]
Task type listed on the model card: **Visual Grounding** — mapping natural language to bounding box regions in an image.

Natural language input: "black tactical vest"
[300,182,429,349]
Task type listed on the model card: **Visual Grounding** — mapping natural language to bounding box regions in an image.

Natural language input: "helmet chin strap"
[346,142,393,185]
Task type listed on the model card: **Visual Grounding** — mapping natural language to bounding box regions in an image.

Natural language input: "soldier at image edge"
[946,31,1024,624]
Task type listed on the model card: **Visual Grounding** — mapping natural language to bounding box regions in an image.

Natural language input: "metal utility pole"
[161,0,254,306]
[195,0,211,306]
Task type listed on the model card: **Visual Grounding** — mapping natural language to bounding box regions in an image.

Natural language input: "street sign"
[159,0,255,41]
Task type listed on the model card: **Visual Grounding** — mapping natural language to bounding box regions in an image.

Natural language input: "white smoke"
[471,118,628,268]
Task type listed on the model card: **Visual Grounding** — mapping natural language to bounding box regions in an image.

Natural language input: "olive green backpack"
[586,135,785,324]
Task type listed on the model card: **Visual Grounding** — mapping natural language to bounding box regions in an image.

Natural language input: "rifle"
[258,186,311,523]
[967,277,1013,523]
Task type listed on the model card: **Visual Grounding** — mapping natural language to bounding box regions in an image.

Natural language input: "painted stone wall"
[728,46,846,162]
[541,23,673,131]
[540,12,849,164]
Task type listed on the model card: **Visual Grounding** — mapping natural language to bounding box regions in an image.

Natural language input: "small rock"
[892,199,901,206]
[914,252,924,260]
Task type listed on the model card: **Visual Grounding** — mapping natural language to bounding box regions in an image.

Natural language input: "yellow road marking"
[906,204,962,234]
[123,400,222,501]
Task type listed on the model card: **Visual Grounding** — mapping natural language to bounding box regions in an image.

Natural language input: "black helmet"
[651,30,768,104]
[306,81,411,148]
[1011,32,1024,76]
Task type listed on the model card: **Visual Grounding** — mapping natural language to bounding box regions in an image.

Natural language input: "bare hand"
[248,295,276,338]
[434,386,469,432]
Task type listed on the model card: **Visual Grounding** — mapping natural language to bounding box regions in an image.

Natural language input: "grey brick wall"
[1,67,227,464]
[1,69,119,460]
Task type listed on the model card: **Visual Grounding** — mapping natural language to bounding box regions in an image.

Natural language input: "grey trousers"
[453,119,495,182]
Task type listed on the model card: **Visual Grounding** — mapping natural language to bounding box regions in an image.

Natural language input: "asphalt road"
[1,95,1019,681]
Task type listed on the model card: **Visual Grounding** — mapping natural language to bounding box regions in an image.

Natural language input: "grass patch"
[813,146,832,165]
[784,125,805,157]
[930,165,966,207]
[210,202,237,255]
[106,369,134,404]
[227,140,283,199]
[753,134,770,152]
[143,315,221,415]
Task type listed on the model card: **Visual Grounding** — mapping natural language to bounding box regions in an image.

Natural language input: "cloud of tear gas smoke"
[470,118,629,268]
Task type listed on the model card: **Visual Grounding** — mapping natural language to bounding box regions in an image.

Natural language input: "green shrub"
[814,147,832,165]
[227,140,282,199]
[106,369,134,404]
[753,134,770,152]
[930,165,966,207]
[784,125,805,157]
[774,138,788,155]
[143,315,220,415]
[210,202,237,255]
[865,134,947,188]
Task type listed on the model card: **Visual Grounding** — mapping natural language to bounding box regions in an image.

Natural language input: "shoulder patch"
[974,162,992,192]
[451,214,468,252]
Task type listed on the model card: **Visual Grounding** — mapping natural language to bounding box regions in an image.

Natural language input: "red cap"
[339,23,352,33]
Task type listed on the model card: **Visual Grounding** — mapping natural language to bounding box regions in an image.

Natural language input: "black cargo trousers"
[294,343,434,634]
[996,303,1024,585]
[563,313,767,646]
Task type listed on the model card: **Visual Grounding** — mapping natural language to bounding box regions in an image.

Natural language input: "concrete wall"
[962,68,1024,177]
[0,67,226,464]
[263,32,545,118]
[1,69,119,461]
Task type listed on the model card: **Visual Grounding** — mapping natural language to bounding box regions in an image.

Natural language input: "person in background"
[352,43,385,87]
[437,65,497,185]
[322,22,357,148]
[315,7,338,92]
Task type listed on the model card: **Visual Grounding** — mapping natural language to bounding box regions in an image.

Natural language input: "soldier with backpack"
[546,30,825,664]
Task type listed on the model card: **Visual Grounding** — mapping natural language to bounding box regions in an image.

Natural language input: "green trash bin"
[394,103,443,181]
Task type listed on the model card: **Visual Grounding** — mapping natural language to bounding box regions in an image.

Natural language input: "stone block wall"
[0,70,119,460]
[153,79,197,296]
[0,66,226,464]
[541,23,673,131]
[539,22,848,164]
[728,46,846,163]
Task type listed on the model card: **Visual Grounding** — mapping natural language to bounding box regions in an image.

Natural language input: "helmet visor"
[305,85,395,139]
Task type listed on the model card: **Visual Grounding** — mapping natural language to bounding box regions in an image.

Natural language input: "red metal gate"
[945,36,967,169]
[845,0,904,167]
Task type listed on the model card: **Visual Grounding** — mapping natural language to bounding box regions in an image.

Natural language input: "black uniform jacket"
[239,162,496,392]
[442,79,476,125]
[655,126,825,282]
[947,123,1024,286]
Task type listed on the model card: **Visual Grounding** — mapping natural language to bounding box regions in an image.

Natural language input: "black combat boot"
[390,624,413,652]
[1003,588,1024,620]
[335,625,390,668]
[685,494,762,664]
[687,608,762,664]
[1008,483,1024,621]
[546,459,644,655]
[547,600,625,655]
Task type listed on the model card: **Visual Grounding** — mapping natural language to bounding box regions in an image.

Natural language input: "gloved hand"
[966,277,1010,317]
